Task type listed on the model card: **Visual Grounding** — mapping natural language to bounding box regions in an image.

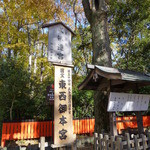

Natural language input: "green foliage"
[109,0,150,72]
[72,25,92,75]
[0,0,69,122]
[0,0,150,126]
[71,24,93,118]
[108,0,150,115]
[0,59,54,121]
[72,76,94,118]
[0,0,94,124]
[0,59,31,120]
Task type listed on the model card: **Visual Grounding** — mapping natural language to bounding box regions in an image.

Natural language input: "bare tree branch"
[93,0,109,12]
[105,0,109,4]
[3,3,11,58]
[82,0,92,24]
[73,0,77,31]
[92,0,96,11]
[94,0,99,10]
[98,0,107,12]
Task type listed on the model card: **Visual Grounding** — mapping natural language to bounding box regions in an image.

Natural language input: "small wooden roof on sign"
[42,22,75,35]
[78,64,150,92]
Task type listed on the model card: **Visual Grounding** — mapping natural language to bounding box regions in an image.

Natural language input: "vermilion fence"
[1,119,95,147]
[1,121,53,147]
[1,117,150,147]
[73,118,95,135]
[116,116,150,134]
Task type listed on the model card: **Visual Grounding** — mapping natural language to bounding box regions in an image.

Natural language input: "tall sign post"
[42,22,76,148]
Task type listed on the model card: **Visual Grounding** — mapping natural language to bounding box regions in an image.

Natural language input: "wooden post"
[109,113,117,136]
[116,137,123,150]
[109,83,117,136]
[40,137,45,150]
[99,134,103,150]
[135,86,144,135]
[125,133,131,149]
[110,136,115,150]
[135,112,144,135]
[134,135,139,150]
[146,130,150,148]
[141,134,147,150]
[94,133,98,150]
[104,135,109,150]
[43,23,76,148]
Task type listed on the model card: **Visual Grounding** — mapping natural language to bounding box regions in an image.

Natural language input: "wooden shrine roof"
[78,64,150,92]
[42,22,75,35]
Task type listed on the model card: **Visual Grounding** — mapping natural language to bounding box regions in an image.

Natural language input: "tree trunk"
[91,12,112,66]
[40,43,44,82]
[82,0,112,133]
[10,100,14,121]
[3,3,11,59]
[94,91,110,132]
[27,25,32,73]
[34,24,40,75]
[92,11,111,133]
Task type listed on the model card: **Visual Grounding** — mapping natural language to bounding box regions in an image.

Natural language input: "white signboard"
[54,66,75,145]
[48,24,72,64]
[107,92,150,112]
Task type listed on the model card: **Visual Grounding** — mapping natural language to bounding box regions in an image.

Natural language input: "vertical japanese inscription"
[54,66,74,145]
[58,67,67,140]
[68,69,71,114]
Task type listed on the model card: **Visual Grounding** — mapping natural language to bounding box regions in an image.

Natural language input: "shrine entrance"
[78,64,150,135]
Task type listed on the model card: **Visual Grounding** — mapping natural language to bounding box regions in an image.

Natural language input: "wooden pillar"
[135,85,144,135]
[109,81,117,136]
[109,113,117,136]
[135,111,144,135]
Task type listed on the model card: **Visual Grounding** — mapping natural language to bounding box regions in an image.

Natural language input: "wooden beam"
[78,70,95,90]
[111,80,126,86]
[52,63,74,68]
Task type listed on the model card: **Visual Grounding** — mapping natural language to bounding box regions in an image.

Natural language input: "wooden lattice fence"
[94,131,150,150]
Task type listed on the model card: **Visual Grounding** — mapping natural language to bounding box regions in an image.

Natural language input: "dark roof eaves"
[78,64,150,91]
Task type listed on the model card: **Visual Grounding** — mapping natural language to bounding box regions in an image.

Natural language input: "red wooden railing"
[116,116,150,134]
[1,121,53,147]
[1,117,150,147]
[73,118,95,135]
[1,119,95,147]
